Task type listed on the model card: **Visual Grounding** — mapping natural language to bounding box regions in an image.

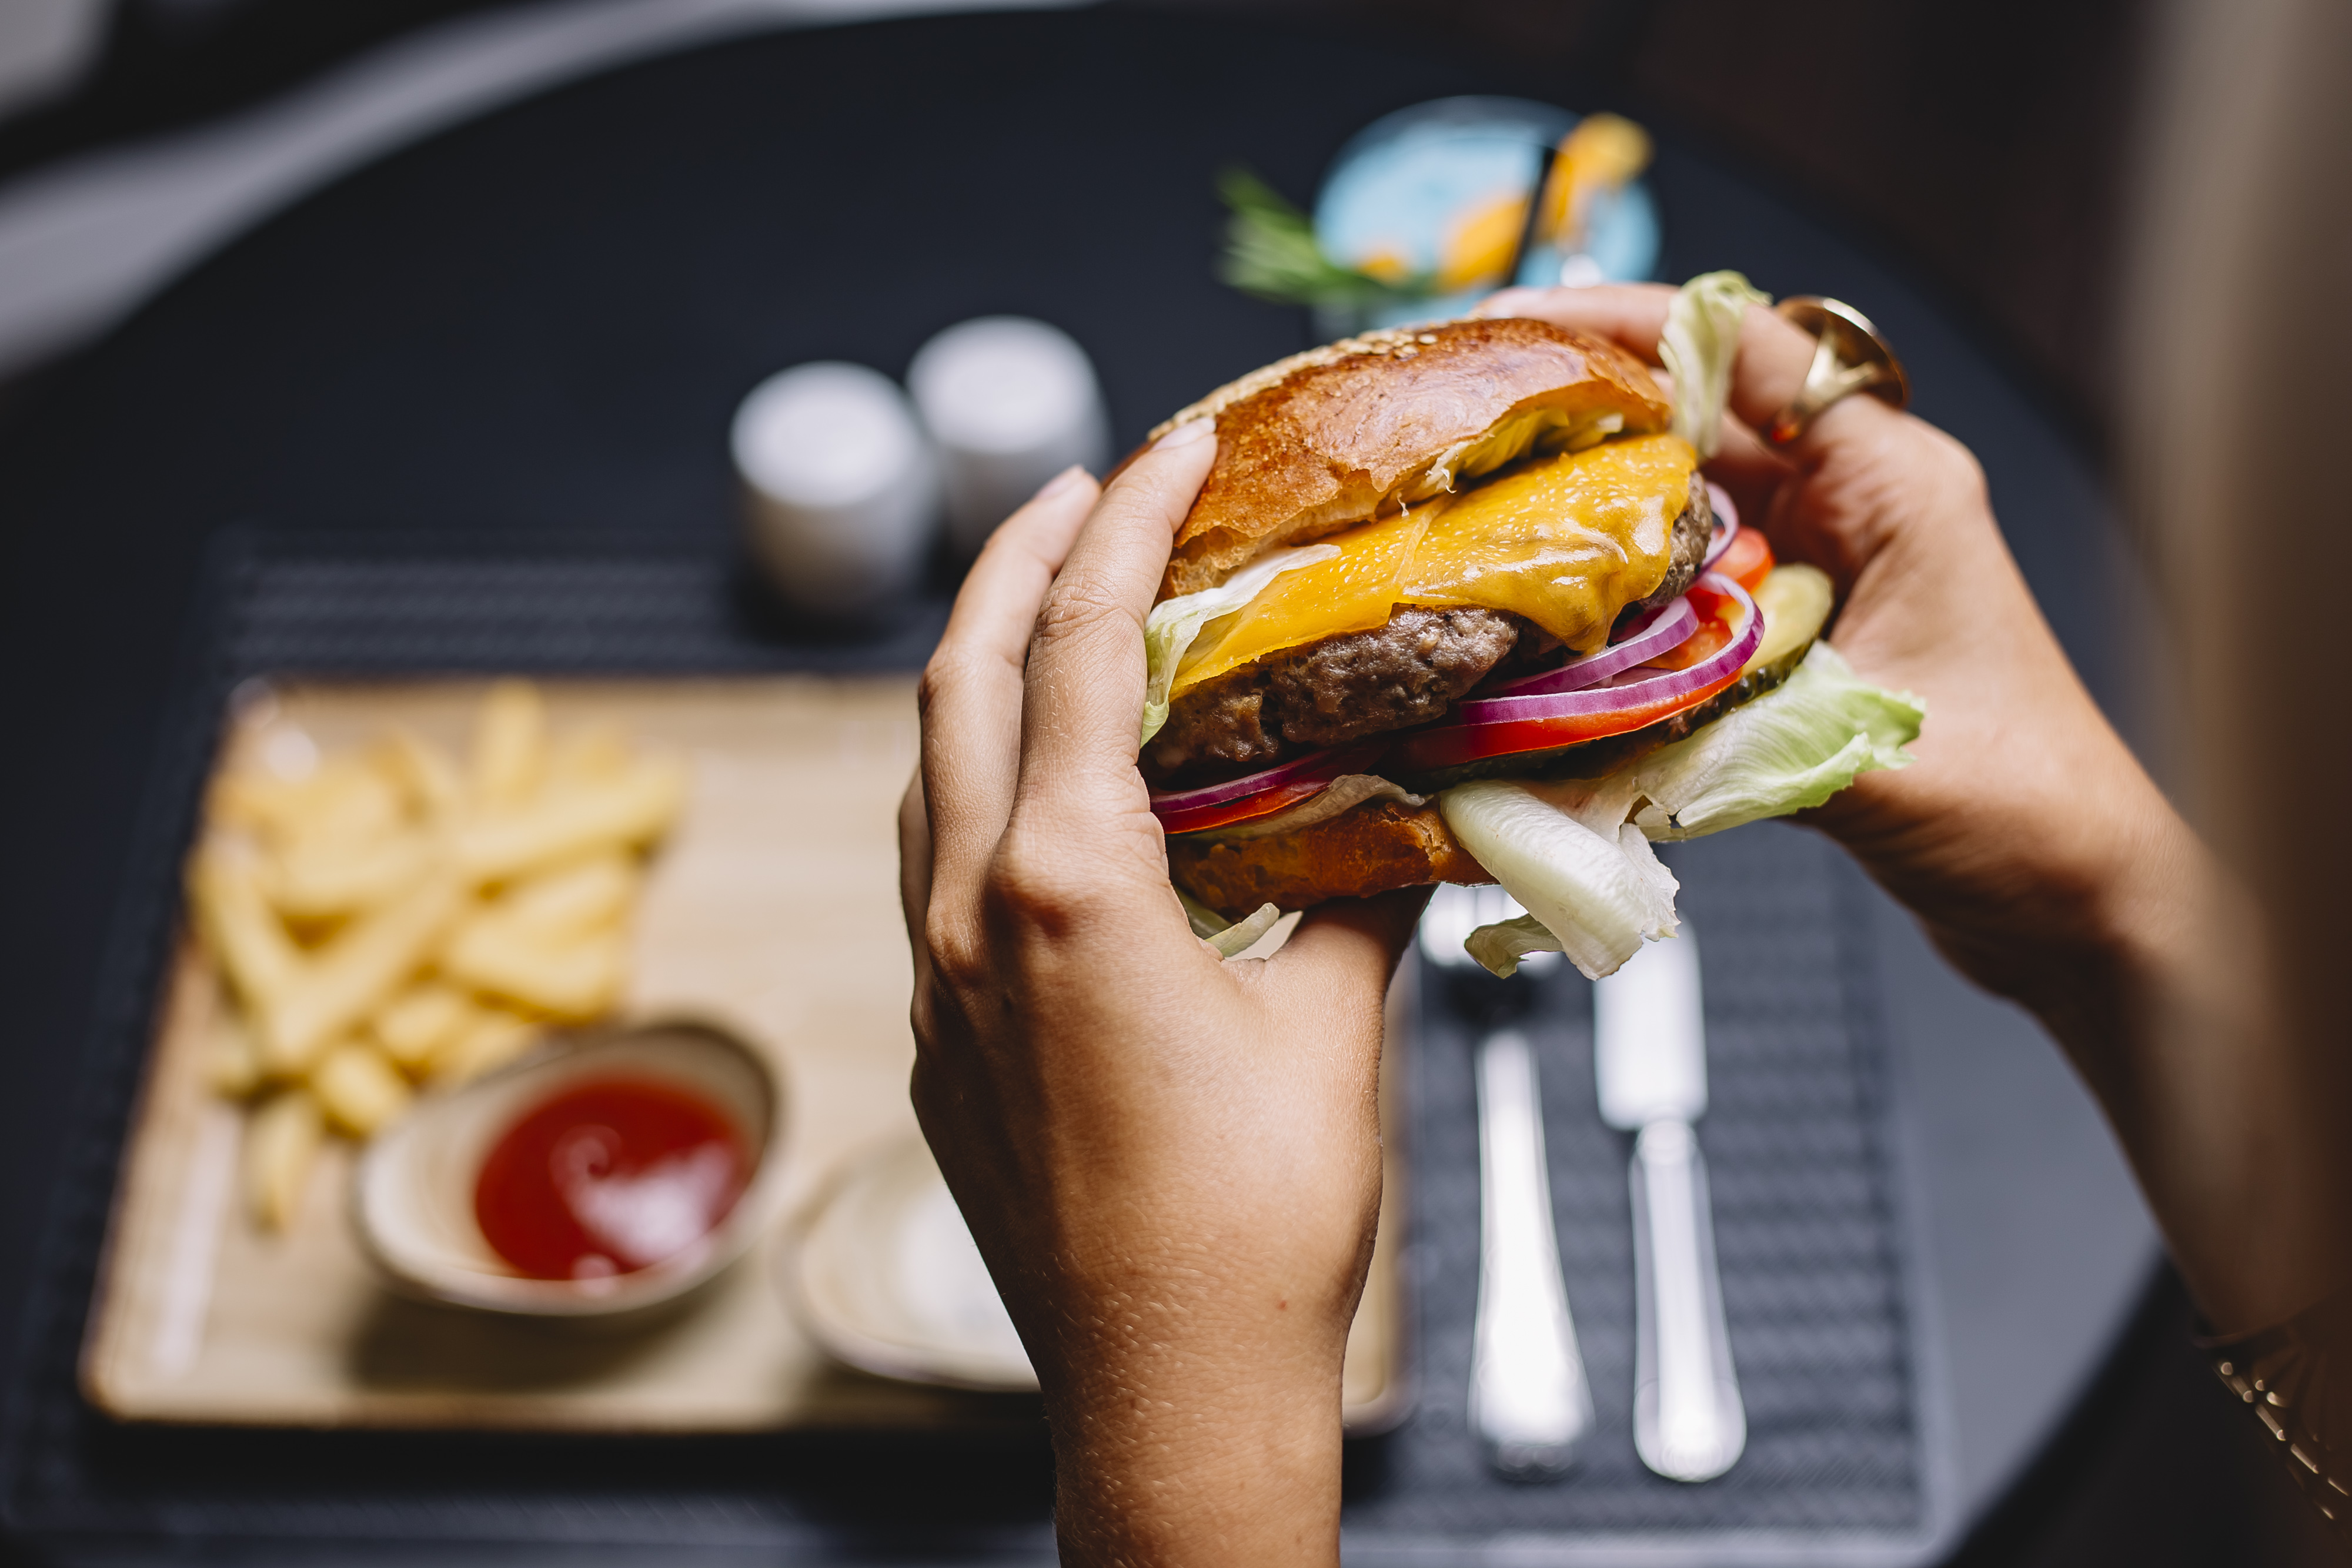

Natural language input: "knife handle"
[1629,1118,1746,1482]
[1471,1031,1594,1479]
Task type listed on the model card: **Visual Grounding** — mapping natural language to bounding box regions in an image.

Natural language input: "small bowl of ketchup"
[353,1018,783,1317]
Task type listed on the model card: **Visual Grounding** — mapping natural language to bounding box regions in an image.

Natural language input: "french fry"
[547,723,630,786]
[188,845,301,1011]
[312,1041,413,1137]
[435,855,633,1015]
[209,738,379,827]
[207,771,305,835]
[488,854,637,937]
[203,1013,262,1099]
[207,734,329,835]
[469,680,547,810]
[259,872,463,1075]
[369,981,477,1075]
[196,681,686,1152]
[372,729,461,821]
[455,755,687,884]
[271,757,406,846]
[246,1087,323,1231]
[265,829,435,922]
[430,1008,541,1087]
[442,920,626,1020]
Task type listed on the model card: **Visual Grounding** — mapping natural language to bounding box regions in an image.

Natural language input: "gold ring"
[1765,296,1909,445]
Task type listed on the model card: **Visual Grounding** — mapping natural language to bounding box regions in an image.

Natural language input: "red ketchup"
[475,1076,750,1282]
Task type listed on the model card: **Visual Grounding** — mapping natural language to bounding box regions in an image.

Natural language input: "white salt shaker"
[907,317,1110,559]
[733,362,939,614]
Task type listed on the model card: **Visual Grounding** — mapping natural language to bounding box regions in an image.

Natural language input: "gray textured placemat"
[218,536,952,677]
[1350,823,1939,1556]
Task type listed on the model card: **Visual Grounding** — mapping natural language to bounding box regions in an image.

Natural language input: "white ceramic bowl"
[780,1134,1036,1392]
[353,1018,785,1317]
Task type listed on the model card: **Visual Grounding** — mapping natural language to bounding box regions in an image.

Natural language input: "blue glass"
[1310,95,1661,333]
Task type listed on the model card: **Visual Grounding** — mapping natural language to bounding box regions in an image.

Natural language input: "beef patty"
[1630,473,1712,620]
[1147,605,1521,780]
[1146,478,1712,783]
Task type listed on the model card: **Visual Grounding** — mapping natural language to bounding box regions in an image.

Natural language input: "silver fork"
[1422,884,1594,1480]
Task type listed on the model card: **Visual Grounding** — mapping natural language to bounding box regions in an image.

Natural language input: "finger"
[1477,283,1892,464]
[1697,422,1798,538]
[1014,420,1218,806]
[1702,417,1792,489]
[919,466,1100,898]
[1251,888,1431,1103]
[1476,282,1677,356]
[896,768,934,987]
[1270,886,1431,1005]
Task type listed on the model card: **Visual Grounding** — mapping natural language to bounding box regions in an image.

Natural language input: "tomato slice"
[1714,526,1774,592]
[1393,667,1743,773]
[1642,608,1733,671]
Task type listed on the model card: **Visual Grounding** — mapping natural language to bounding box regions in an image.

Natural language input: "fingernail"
[1478,287,1540,317]
[1036,464,1090,500]
[1154,418,1215,451]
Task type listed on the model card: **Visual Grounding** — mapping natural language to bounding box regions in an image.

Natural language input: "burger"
[1133,274,1926,978]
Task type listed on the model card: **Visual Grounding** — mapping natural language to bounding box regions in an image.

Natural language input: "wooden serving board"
[81,677,1408,1433]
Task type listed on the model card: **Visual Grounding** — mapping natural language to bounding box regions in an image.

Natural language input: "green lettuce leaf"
[1207,902,1286,958]
[1140,544,1339,745]
[1176,890,1288,959]
[1629,641,1924,838]
[1178,888,1231,940]
[1444,642,1923,978]
[1661,270,1770,459]
[1464,912,1573,981]
[1439,777,1681,980]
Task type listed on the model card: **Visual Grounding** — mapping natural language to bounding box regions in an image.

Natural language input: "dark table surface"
[0,6,2163,1562]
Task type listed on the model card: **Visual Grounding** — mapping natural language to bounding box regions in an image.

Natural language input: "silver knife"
[1593,927,1746,1482]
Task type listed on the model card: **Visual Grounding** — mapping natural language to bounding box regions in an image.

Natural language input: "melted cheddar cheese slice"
[1164,433,1698,697]
[1172,511,1428,697]
[1401,433,1696,652]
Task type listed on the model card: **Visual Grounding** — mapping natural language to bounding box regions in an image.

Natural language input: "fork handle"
[1471,1030,1593,1478]
[1629,1118,1746,1482]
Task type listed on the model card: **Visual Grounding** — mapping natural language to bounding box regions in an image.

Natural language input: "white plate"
[781,1135,1035,1393]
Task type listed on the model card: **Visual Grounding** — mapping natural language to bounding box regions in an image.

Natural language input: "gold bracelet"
[2200,1290,2352,1537]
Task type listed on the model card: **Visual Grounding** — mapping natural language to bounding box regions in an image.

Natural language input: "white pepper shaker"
[732,362,939,614]
[907,317,1110,559]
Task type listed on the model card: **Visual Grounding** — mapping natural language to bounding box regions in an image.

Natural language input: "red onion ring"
[1703,483,1739,571]
[1482,594,1700,698]
[1155,777,1332,837]
[1148,740,1387,815]
[1708,481,1739,529]
[1449,574,1762,726]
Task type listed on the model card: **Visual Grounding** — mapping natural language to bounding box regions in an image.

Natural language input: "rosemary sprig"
[1214,168,1429,311]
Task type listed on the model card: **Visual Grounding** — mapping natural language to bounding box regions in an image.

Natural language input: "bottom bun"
[1168,799,1494,920]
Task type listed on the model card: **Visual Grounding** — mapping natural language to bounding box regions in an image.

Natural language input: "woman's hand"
[1482,283,2329,1332]
[1485,283,2174,1016]
[900,429,1425,1566]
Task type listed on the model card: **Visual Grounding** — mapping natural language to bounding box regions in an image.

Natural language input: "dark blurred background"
[0,2,2325,1563]
[0,0,2146,443]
